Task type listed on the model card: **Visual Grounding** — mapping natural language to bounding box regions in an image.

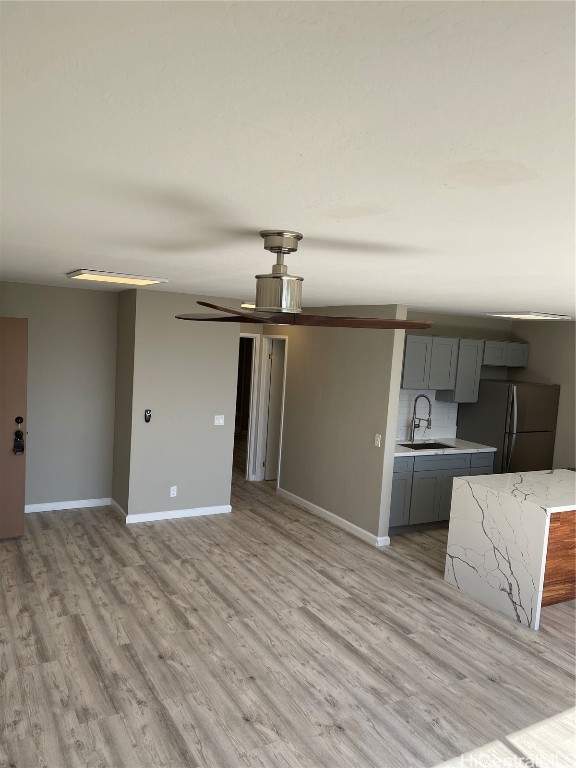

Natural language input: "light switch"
[374,434,382,447]
[214,415,225,426]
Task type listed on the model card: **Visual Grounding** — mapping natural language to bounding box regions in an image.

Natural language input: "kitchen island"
[445,469,575,630]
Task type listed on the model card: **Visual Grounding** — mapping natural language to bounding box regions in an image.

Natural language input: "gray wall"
[0,282,117,504]
[378,307,407,537]
[407,310,512,340]
[124,290,240,516]
[111,290,136,511]
[509,321,576,469]
[278,305,405,537]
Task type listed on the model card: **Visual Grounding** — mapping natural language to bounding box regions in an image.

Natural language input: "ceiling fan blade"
[175,314,262,323]
[177,303,432,329]
[177,301,281,324]
[294,315,432,330]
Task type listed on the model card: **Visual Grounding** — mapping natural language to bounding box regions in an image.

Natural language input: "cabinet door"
[402,335,432,389]
[453,339,484,402]
[470,452,494,470]
[409,470,442,524]
[428,337,459,390]
[394,456,414,473]
[506,342,529,367]
[437,468,472,521]
[389,472,413,527]
[483,340,507,366]
[467,466,494,476]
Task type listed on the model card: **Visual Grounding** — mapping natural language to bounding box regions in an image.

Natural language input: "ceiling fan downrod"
[255,230,304,313]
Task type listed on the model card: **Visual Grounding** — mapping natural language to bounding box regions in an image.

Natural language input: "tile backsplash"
[396,389,458,441]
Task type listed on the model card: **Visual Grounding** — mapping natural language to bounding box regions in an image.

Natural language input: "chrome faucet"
[410,394,432,442]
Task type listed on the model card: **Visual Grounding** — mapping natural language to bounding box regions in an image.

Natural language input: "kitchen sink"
[399,442,453,450]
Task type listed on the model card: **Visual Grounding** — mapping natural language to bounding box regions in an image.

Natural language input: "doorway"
[233,336,254,474]
[234,334,288,482]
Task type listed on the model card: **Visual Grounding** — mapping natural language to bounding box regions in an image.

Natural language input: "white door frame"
[257,335,288,484]
[239,333,262,481]
[238,334,288,483]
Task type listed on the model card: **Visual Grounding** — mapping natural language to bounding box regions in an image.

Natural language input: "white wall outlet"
[214,415,225,426]
[170,485,177,497]
[374,434,382,448]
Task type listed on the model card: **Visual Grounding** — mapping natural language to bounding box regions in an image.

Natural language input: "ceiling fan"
[176,230,432,330]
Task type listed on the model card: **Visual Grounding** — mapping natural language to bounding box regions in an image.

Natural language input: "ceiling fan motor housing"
[256,230,304,313]
[255,272,303,313]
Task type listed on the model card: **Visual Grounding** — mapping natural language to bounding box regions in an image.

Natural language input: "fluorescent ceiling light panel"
[240,302,256,309]
[487,312,573,320]
[66,269,168,286]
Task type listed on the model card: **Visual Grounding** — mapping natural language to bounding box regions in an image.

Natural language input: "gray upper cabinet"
[402,336,432,389]
[483,340,529,367]
[506,342,529,367]
[402,335,458,390]
[428,337,459,390]
[403,335,528,393]
[483,340,508,366]
[436,339,484,403]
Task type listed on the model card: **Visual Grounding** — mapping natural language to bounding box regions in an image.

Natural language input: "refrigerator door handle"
[505,386,518,471]
[506,431,517,471]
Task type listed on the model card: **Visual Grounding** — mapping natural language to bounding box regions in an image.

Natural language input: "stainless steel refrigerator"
[457,380,560,473]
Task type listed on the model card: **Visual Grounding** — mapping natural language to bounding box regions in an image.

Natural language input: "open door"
[0,318,28,538]
[264,338,286,481]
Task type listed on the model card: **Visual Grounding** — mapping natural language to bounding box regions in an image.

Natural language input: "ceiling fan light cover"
[255,272,303,313]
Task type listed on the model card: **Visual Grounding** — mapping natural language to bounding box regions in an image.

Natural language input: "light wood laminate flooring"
[1,473,574,767]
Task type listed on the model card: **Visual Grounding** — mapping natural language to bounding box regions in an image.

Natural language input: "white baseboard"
[276,488,390,548]
[25,498,112,513]
[125,504,231,524]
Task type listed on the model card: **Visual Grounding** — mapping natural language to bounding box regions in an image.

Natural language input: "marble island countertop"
[459,469,576,513]
[394,438,497,457]
[445,468,575,630]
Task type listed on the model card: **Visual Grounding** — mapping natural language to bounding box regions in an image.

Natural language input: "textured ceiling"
[1,1,574,315]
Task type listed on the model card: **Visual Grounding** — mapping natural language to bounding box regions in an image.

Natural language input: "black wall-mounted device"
[13,417,25,454]
[144,409,152,423]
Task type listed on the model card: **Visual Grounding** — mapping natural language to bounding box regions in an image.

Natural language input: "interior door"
[0,318,28,538]
[264,339,286,481]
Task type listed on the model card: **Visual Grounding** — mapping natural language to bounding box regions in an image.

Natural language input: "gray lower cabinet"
[468,452,497,476]
[390,451,495,527]
[437,468,475,520]
[409,470,442,524]
[389,471,413,526]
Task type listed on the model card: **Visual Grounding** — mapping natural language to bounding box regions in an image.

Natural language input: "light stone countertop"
[445,468,575,630]
[459,469,576,513]
[394,438,497,457]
